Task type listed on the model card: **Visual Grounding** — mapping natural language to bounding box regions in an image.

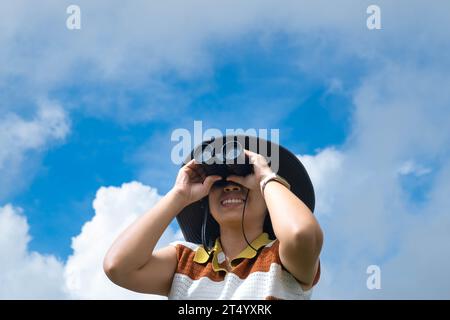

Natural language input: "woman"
[103,135,323,299]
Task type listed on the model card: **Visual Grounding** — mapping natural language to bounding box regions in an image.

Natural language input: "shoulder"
[168,240,202,260]
[267,238,321,291]
[169,240,200,251]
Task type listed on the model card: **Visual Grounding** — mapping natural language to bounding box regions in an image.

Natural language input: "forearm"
[263,180,322,284]
[104,188,187,274]
[263,180,321,244]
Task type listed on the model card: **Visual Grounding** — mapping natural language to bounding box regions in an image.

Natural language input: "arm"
[103,160,221,296]
[103,189,186,296]
[263,180,323,289]
[227,149,323,289]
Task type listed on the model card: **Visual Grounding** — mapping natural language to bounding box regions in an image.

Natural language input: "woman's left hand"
[226,149,274,192]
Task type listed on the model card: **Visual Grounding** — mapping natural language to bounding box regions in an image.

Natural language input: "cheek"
[208,193,220,214]
[208,189,218,204]
[248,193,267,216]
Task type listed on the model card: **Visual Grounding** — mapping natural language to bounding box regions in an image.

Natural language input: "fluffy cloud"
[298,148,344,215]
[1,0,450,299]
[298,64,450,299]
[0,100,70,200]
[397,161,432,177]
[2,1,448,123]
[64,181,183,299]
[0,182,182,299]
[0,204,66,299]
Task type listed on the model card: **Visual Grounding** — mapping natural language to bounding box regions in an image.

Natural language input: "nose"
[223,184,241,192]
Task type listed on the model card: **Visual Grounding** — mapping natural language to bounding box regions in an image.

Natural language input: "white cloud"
[0,0,450,299]
[297,64,450,299]
[0,100,70,200]
[2,1,448,122]
[0,182,182,299]
[397,160,431,177]
[64,181,183,299]
[298,148,344,215]
[0,204,66,299]
[0,100,69,165]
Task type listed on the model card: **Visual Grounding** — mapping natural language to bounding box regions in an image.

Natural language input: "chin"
[212,209,243,224]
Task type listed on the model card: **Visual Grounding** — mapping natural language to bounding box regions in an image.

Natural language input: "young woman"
[103,135,323,299]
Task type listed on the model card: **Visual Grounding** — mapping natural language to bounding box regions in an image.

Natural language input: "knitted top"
[168,232,320,300]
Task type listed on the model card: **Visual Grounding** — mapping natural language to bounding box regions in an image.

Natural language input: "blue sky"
[1,1,450,299]
[13,35,354,259]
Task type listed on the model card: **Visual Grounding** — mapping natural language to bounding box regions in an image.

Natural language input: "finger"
[191,174,204,183]
[195,165,207,179]
[243,149,257,164]
[186,162,205,179]
[192,167,205,180]
[244,149,269,166]
[185,167,206,182]
[243,149,258,156]
[184,159,198,169]
[184,166,198,179]
[186,159,201,171]
[183,159,196,174]
[183,167,194,179]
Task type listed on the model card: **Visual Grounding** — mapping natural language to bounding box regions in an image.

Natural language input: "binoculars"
[192,137,253,183]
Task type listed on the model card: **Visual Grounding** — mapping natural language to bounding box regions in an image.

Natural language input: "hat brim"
[175,135,315,244]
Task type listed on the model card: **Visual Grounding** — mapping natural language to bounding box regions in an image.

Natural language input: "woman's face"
[208,181,267,228]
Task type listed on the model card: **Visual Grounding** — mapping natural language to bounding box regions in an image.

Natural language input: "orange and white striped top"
[168,232,320,300]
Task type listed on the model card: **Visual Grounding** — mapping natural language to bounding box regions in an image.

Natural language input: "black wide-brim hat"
[176,134,315,246]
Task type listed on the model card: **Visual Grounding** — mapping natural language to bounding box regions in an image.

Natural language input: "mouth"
[220,197,245,208]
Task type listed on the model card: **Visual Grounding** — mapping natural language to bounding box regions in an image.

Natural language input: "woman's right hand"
[171,159,222,206]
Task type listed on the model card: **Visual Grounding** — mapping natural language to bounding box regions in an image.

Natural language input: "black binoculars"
[192,137,253,183]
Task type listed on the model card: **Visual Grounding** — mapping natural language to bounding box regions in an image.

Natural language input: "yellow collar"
[193,232,272,272]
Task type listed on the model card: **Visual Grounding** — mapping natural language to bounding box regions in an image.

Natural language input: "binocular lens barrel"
[222,140,244,162]
[192,139,253,178]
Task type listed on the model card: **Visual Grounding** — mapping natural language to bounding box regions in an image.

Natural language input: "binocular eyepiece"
[192,137,253,182]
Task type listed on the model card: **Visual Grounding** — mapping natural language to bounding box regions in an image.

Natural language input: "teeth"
[221,198,244,205]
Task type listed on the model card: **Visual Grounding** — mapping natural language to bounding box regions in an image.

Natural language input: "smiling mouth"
[220,198,245,207]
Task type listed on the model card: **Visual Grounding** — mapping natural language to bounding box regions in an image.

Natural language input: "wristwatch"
[260,172,291,196]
